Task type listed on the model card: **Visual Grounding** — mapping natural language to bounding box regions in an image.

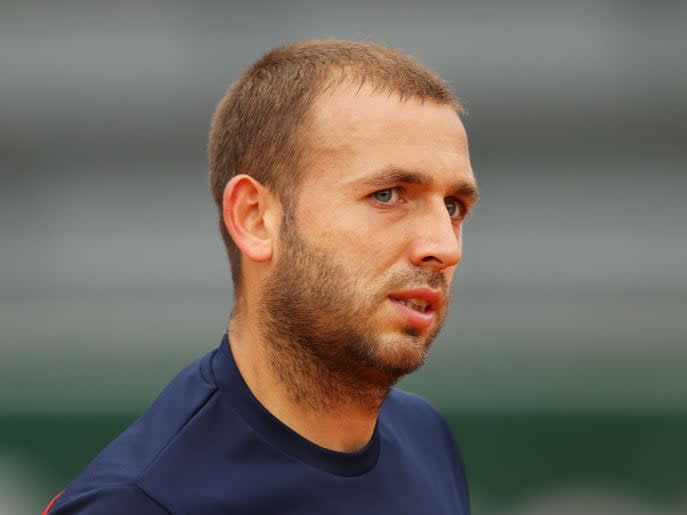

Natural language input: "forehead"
[302,85,473,188]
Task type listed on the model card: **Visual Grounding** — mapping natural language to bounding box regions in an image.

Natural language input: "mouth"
[388,288,442,312]
[387,288,443,330]
[395,298,432,313]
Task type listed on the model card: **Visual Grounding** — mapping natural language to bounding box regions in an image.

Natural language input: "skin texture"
[224,84,477,452]
[260,216,448,414]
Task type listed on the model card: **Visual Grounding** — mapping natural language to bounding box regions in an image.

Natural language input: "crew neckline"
[210,334,381,477]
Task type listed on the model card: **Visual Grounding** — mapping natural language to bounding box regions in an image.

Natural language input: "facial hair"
[258,220,451,413]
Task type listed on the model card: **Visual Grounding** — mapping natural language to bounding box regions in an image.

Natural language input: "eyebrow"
[360,166,480,204]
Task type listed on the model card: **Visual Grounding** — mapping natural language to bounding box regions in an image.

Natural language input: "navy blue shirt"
[48,336,470,514]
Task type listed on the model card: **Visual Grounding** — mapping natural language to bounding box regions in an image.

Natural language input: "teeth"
[399,299,430,312]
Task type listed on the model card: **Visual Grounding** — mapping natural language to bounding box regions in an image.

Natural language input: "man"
[44,40,479,514]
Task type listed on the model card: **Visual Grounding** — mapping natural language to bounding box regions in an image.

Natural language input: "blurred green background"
[1,1,685,513]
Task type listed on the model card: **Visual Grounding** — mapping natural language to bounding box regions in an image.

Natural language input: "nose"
[407,202,462,271]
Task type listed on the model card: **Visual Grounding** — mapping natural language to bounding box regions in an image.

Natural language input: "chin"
[366,333,430,378]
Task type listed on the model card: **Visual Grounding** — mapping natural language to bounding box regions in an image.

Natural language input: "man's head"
[209,40,478,389]
[261,85,477,395]
[208,39,464,293]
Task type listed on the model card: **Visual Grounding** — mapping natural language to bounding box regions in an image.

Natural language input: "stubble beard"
[259,220,450,414]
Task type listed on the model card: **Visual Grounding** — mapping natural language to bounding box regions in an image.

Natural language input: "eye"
[372,188,400,204]
[445,197,465,219]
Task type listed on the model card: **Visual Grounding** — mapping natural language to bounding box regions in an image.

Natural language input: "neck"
[228,302,392,453]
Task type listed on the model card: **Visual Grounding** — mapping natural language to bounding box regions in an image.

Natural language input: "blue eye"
[445,197,463,219]
[373,188,397,203]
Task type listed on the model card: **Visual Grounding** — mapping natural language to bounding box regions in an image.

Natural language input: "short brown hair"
[208,39,463,292]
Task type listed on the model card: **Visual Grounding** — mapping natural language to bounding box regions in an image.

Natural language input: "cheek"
[296,199,406,273]
[324,227,398,282]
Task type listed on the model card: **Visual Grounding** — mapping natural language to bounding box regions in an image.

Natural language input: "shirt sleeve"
[45,484,171,515]
[436,414,471,515]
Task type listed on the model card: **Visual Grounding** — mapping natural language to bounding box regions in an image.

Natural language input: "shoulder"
[51,349,220,514]
[381,388,471,511]
[45,484,170,515]
[381,388,466,470]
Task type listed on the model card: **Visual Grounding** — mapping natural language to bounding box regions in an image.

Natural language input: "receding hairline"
[275,43,466,187]
[312,77,464,114]
[294,79,466,183]
[247,39,465,114]
[301,47,466,113]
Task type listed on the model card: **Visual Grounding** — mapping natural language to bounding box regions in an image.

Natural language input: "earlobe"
[223,175,277,264]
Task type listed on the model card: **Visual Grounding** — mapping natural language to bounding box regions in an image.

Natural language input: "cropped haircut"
[208,39,464,294]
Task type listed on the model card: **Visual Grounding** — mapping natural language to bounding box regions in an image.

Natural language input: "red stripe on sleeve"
[41,490,63,515]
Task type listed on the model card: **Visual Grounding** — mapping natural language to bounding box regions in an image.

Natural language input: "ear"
[222,175,280,265]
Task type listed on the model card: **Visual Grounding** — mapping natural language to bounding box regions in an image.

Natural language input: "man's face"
[261,85,477,384]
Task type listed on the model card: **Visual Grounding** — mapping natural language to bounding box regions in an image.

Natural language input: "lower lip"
[389,298,436,330]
